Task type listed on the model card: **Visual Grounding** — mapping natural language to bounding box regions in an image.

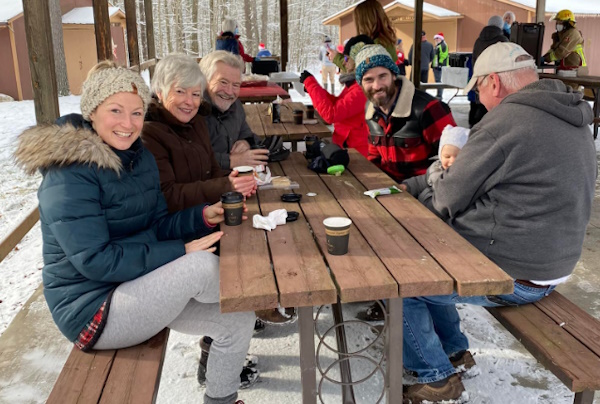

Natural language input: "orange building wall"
[63,25,100,95]
[0,27,20,100]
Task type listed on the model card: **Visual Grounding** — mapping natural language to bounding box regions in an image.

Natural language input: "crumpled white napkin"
[255,166,272,186]
[253,209,287,231]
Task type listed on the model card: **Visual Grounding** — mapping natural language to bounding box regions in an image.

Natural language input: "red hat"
[433,32,444,41]
[259,43,266,50]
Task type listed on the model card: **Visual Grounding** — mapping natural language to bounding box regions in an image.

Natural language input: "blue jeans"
[403,281,556,383]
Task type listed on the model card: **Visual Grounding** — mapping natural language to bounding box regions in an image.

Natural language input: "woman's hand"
[203,201,249,225]
[228,171,257,197]
[185,231,224,254]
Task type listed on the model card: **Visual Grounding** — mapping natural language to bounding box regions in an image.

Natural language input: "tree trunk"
[191,0,199,55]
[48,0,69,96]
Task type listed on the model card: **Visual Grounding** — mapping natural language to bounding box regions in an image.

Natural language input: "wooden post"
[279,0,288,72]
[22,0,59,124]
[124,0,140,68]
[411,0,424,89]
[92,0,112,61]
[144,0,156,77]
[535,0,546,24]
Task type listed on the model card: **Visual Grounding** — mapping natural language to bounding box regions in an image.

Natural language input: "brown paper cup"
[323,217,352,255]
[293,109,303,124]
[306,105,315,119]
[221,191,244,226]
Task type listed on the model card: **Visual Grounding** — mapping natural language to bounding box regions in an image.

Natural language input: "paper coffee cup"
[306,105,315,119]
[233,166,255,177]
[323,217,352,255]
[221,191,244,226]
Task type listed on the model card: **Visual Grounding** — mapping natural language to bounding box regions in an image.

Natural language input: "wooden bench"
[46,328,169,404]
[487,291,600,404]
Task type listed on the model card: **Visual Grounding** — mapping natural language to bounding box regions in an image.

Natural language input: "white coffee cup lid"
[233,165,254,173]
[323,217,352,227]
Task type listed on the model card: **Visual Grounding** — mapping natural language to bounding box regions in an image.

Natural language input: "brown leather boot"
[450,350,476,372]
[404,374,465,403]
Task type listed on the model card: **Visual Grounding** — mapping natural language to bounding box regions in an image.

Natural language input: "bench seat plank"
[347,150,514,297]
[100,329,169,404]
[258,164,337,308]
[317,162,454,298]
[281,153,398,303]
[220,193,279,313]
[487,300,600,392]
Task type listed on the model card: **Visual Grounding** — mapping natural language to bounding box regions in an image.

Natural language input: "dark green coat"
[14,114,215,342]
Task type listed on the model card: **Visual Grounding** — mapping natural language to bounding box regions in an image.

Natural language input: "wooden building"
[323,0,600,78]
[0,0,126,101]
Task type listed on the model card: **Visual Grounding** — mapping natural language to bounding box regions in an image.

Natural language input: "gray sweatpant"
[94,251,255,403]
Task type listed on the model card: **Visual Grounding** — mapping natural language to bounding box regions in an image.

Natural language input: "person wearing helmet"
[542,9,586,70]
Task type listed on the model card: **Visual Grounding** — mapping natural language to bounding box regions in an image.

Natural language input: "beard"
[366,82,397,108]
[211,91,236,112]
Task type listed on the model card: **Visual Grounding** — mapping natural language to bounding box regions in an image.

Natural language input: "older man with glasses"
[400,42,597,403]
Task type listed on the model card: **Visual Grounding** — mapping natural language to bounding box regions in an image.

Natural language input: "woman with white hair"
[502,10,516,38]
[216,18,254,64]
[14,61,253,404]
[143,53,256,212]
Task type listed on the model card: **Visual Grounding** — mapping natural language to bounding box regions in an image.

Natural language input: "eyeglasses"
[474,74,489,94]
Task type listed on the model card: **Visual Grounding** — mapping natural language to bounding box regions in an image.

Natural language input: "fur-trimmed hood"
[14,123,122,175]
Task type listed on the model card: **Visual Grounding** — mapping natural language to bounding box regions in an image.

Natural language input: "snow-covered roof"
[500,0,600,15]
[323,0,460,24]
[0,1,23,23]
[62,7,123,24]
[384,0,461,18]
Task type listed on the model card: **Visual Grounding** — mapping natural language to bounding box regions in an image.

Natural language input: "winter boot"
[404,374,465,403]
[197,336,259,386]
[449,350,476,372]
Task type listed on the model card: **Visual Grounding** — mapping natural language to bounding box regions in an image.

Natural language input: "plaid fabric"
[75,300,107,351]
[367,90,455,182]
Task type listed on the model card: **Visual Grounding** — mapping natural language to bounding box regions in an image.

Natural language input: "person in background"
[354,44,455,323]
[542,9,587,71]
[328,0,397,72]
[199,51,269,171]
[143,54,256,212]
[469,15,508,127]
[400,41,596,403]
[319,36,337,94]
[407,31,435,83]
[395,38,406,76]
[256,43,272,59]
[502,11,516,38]
[215,18,254,65]
[432,32,449,98]
[14,61,254,404]
[300,35,373,157]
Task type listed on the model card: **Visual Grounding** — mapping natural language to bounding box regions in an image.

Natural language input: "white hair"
[503,11,516,23]
[199,50,244,83]
[497,56,538,92]
[222,18,237,33]
[151,53,206,98]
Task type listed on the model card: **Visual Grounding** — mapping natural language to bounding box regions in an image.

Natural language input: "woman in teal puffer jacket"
[14,62,253,404]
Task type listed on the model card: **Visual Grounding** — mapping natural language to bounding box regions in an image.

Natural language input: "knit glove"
[299,70,313,84]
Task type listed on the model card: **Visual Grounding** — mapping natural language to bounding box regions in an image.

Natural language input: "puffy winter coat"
[14,114,214,342]
[303,76,369,157]
[143,101,231,211]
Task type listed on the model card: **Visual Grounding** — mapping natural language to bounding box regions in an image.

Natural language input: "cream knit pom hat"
[80,63,151,121]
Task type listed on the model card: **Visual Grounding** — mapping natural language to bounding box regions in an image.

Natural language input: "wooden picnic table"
[219,150,513,403]
[539,73,600,139]
[244,102,331,151]
[238,82,291,104]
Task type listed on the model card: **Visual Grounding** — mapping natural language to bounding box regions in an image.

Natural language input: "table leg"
[298,306,317,404]
[332,301,356,404]
[292,142,298,152]
[386,297,403,404]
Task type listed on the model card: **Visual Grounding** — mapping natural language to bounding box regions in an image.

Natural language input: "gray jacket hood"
[503,79,593,128]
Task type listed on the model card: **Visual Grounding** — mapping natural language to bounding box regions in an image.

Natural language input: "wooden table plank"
[255,103,287,137]
[346,150,514,296]
[318,165,454,298]
[243,103,264,137]
[220,194,279,313]
[280,153,398,303]
[257,164,337,308]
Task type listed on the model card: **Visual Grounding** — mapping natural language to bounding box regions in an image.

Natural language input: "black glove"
[299,70,313,84]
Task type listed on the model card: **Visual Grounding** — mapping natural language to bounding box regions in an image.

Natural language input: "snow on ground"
[1,69,599,403]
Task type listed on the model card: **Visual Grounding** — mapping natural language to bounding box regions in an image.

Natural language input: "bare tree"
[48,0,69,95]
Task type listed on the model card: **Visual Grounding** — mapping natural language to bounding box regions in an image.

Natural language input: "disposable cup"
[221,191,244,226]
[323,217,352,255]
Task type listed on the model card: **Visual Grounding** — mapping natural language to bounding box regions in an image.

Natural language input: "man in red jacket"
[299,35,373,157]
[355,44,456,182]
